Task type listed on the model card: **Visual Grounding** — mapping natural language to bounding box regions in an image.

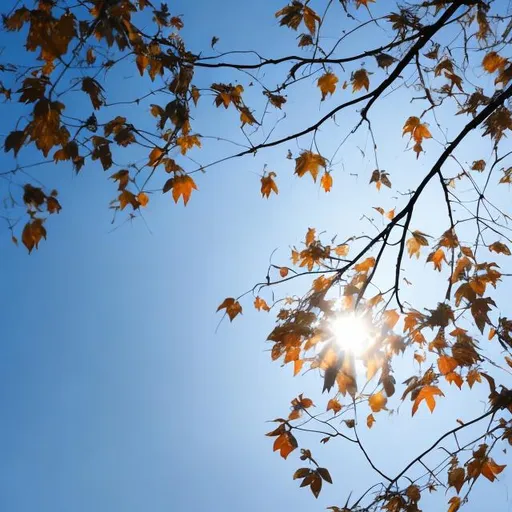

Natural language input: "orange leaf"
[295,151,327,182]
[438,355,458,375]
[317,72,338,100]
[137,192,149,207]
[261,172,278,198]
[412,385,444,416]
[217,297,242,321]
[320,172,333,192]
[369,391,387,413]
[163,175,197,205]
[254,296,270,312]
[326,398,342,414]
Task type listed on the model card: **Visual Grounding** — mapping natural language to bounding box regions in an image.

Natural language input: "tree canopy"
[2,0,512,510]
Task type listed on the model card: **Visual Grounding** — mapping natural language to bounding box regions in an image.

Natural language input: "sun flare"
[329,313,373,357]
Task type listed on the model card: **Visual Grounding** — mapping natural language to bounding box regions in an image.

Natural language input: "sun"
[329,312,373,357]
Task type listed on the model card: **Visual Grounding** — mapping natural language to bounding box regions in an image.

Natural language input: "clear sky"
[0,1,510,511]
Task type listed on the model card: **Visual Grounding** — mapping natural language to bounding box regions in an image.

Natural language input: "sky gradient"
[0,1,511,511]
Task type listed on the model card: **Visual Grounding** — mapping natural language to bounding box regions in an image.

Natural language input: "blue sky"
[0,1,511,510]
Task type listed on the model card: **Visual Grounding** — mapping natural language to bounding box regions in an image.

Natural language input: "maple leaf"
[22,218,47,253]
[305,227,316,246]
[448,466,465,494]
[327,398,342,414]
[482,52,507,73]
[411,385,444,416]
[176,134,201,155]
[261,172,278,198]
[295,151,327,181]
[111,170,130,191]
[137,192,149,207]
[272,431,298,459]
[375,53,396,69]
[303,6,320,35]
[317,72,338,100]
[81,77,105,110]
[427,248,447,271]
[163,175,198,205]
[406,231,430,258]
[217,297,243,321]
[438,355,458,375]
[489,241,511,255]
[368,391,387,413]
[320,172,333,192]
[448,496,461,512]
[254,296,270,312]
[351,69,370,92]
[403,116,432,157]
[355,0,376,8]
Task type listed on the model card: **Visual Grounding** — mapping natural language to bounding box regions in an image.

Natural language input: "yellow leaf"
[217,297,243,321]
[317,72,338,101]
[137,192,149,207]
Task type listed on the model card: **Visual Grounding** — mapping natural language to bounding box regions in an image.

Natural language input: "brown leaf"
[217,297,242,321]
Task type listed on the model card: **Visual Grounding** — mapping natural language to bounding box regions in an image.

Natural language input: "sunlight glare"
[329,313,373,357]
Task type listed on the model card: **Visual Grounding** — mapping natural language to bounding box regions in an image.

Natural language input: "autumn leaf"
[22,218,47,253]
[427,248,447,271]
[261,172,278,198]
[327,398,342,414]
[402,116,432,157]
[254,296,270,312]
[448,466,465,494]
[407,231,430,258]
[368,391,387,413]
[412,385,444,416]
[176,134,201,155]
[320,172,333,192]
[438,356,458,375]
[137,192,149,207]
[352,69,370,92]
[367,414,375,428]
[163,175,197,205]
[489,241,511,255]
[448,496,461,512]
[273,431,298,459]
[295,151,327,182]
[217,297,243,321]
[482,52,507,73]
[317,72,338,100]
